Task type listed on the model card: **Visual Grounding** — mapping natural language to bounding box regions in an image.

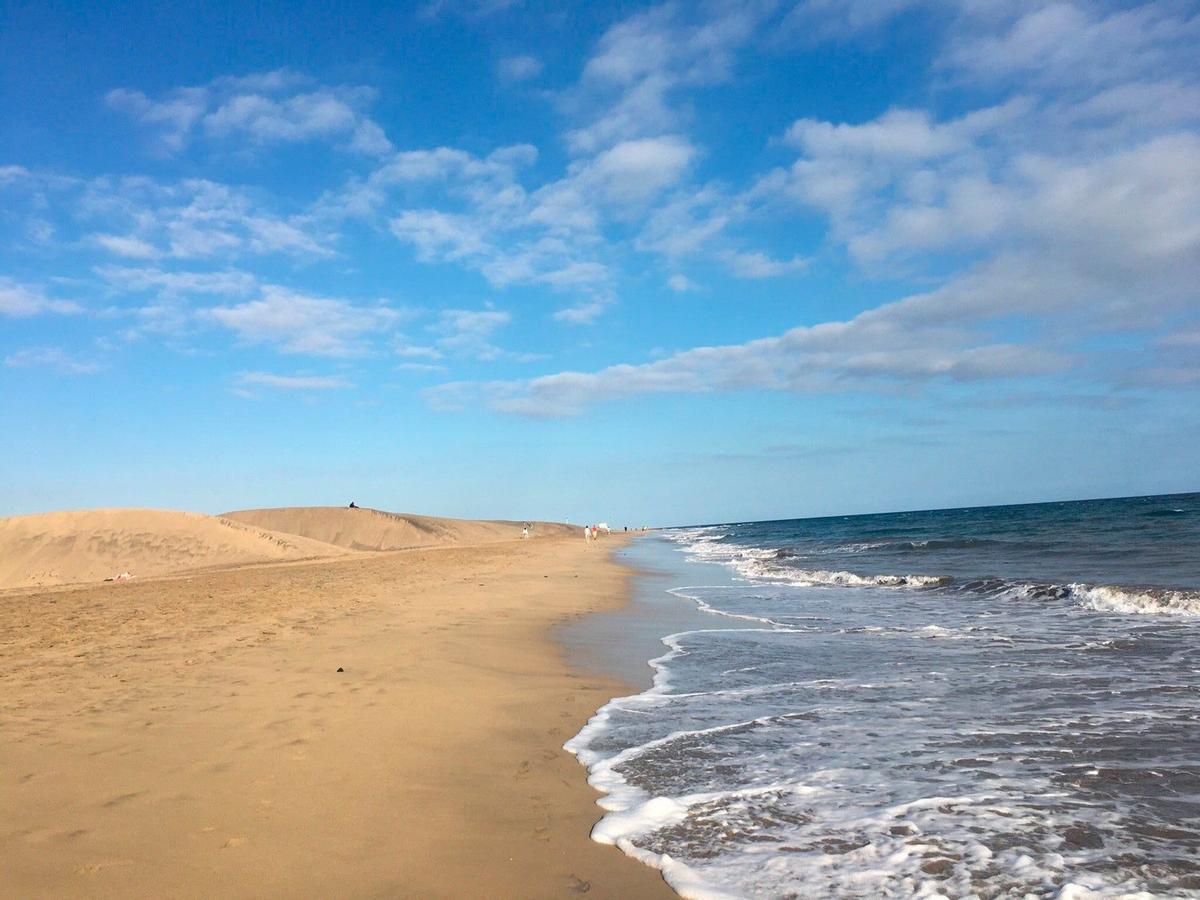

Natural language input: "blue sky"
[2,0,1198,525]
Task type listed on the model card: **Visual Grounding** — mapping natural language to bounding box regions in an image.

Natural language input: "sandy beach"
[0,522,674,898]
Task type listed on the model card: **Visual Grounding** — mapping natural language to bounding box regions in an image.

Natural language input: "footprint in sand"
[100,791,143,808]
[222,836,246,849]
[76,859,134,875]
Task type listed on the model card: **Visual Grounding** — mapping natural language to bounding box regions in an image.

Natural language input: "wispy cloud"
[420,0,522,20]
[96,265,258,295]
[497,54,542,83]
[5,347,102,374]
[237,371,353,390]
[425,310,1066,417]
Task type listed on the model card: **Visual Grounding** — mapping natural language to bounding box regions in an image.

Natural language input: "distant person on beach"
[584,525,592,543]
[522,525,529,540]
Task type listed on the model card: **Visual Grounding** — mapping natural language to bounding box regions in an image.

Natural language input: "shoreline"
[0,534,675,898]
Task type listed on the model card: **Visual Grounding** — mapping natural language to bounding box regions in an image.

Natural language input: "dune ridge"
[0,508,352,590]
[0,506,578,591]
[221,505,576,552]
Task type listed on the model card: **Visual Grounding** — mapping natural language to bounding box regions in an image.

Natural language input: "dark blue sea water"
[568,493,1200,899]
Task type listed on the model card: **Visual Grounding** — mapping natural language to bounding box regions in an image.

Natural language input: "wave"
[822,537,1005,553]
[1072,584,1200,616]
[774,568,953,588]
[787,569,1200,616]
[662,527,1200,617]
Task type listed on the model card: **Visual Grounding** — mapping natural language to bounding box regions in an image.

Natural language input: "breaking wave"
[662,528,1200,617]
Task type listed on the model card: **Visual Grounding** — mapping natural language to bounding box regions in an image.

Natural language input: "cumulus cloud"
[355,145,615,319]
[552,296,614,325]
[363,135,698,323]
[92,233,160,258]
[0,278,82,317]
[943,3,1200,89]
[566,3,767,154]
[205,286,402,356]
[75,177,333,261]
[722,251,809,279]
[108,70,393,156]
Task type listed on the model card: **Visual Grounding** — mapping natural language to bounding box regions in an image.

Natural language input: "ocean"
[566,493,1200,899]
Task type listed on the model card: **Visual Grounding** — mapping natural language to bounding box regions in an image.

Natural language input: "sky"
[2,0,1198,526]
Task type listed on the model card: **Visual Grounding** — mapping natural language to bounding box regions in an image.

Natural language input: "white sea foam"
[666,527,1200,619]
[584,524,1200,896]
[1071,583,1200,616]
[783,569,953,589]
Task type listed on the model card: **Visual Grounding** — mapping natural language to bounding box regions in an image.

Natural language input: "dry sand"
[222,506,573,552]
[0,509,351,591]
[0,524,673,898]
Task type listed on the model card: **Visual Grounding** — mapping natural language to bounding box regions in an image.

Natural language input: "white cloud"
[723,251,809,279]
[426,292,1067,417]
[566,3,767,154]
[93,233,160,258]
[205,286,402,356]
[552,296,613,325]
[784,100,1028,161]
[390,209,490,263]
[107,86,208,153]
[75,176,333,261]
[108,70,393,156]
[0,278,81,317]
[943,3,1200,89]
[667,273,698,292]
[95,265,258,295]
[5,347,102,375]
[426,115,1200,417]
[432,308,512,359]
[362,149,614,312]
[420,0,521,19]
[585,136,696,205]
[396,343,445,360]
[237,371,352,390]
[780,0,929,42]
[636,184,735,257]
[498,55,543,83]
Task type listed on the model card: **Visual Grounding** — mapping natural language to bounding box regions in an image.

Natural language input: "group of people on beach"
[582,524,603,543]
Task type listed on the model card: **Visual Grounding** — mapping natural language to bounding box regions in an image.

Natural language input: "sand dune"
[0,508,350,590]
[221,505,575,551]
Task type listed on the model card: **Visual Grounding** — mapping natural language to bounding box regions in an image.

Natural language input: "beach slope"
[0,532,672,898]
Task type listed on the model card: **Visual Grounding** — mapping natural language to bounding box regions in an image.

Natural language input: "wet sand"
[0,534,674,898]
